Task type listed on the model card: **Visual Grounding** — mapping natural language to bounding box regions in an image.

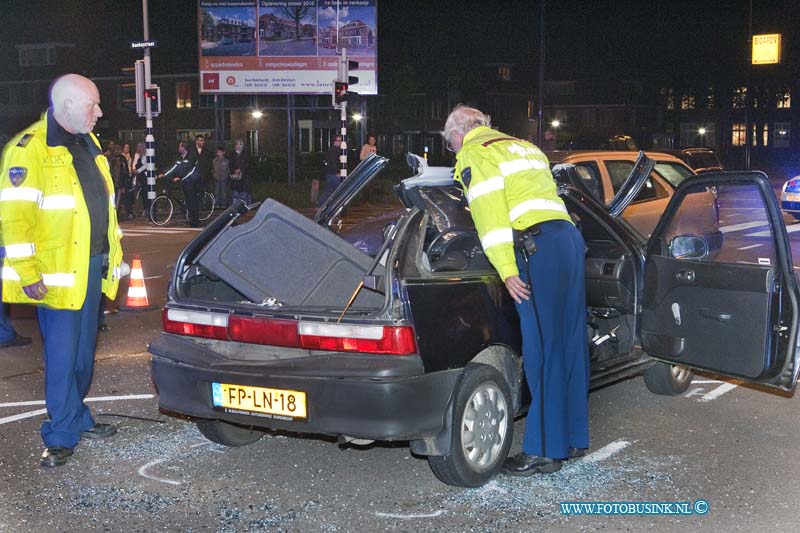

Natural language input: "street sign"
[752,34,781,65]
[130,40,158,50]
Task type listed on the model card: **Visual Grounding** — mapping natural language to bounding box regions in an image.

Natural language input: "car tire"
[643,362,694,395]
[427,364,513,487]
[196,419,265,447]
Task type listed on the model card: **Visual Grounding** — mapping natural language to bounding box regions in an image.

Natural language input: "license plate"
[786,193,799,202]
[211,382,307,420]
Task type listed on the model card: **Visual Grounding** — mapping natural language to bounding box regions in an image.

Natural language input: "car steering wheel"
[427,228,486,272]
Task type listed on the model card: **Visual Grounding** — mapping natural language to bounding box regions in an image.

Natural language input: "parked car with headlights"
[150,152,800,488]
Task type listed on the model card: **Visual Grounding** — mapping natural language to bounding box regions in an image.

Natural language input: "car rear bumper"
[150,333,461,441]
[781,198,800,213]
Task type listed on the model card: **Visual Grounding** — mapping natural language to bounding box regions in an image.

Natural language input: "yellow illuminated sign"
[752,34,781,65]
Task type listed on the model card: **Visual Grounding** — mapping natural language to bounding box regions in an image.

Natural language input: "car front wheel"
[643,362,694,395]
[427,364,513,487]
[196,419,265,447]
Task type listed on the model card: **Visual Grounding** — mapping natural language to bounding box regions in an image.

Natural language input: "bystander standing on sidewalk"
[212,147,229,208]
[229,139,251,205]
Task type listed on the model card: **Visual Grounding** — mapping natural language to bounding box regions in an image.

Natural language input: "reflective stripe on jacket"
[453,126,572,281]
[0,118,123,309]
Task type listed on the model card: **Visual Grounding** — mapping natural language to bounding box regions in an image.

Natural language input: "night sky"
[2,0,798,84]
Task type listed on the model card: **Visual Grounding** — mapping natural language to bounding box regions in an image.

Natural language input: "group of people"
[104,140,146,220]
[318,134,378,206]
[158,135,251,226]
[102,135,251,227]
[1,73,588,478]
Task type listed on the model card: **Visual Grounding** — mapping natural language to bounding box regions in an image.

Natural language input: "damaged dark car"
[150,152,800,487]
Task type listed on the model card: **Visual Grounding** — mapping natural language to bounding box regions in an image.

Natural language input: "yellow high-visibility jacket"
[0,117,123,309]
[454,126,572,281]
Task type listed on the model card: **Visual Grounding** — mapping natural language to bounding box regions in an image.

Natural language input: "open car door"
[641,172,800,391]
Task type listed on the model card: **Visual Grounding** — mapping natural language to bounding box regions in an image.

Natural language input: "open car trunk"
[179,199,386,314]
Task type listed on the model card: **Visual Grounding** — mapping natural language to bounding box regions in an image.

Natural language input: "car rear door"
[641,172,800,391]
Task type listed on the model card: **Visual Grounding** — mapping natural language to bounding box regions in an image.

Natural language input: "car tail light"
[163,308,417,355]
[162,308,229,340]
[228,316,299,347]
[298,322,417,355]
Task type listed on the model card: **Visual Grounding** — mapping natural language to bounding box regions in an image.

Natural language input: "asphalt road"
[1,208,799,531]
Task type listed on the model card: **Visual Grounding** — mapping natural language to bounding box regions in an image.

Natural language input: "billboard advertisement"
[198,1,377,94]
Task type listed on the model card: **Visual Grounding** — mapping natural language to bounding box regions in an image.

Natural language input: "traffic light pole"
[142,0,156,221]
[339,48,348,181]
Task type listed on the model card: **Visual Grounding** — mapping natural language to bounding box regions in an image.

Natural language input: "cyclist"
[158,142,200,225]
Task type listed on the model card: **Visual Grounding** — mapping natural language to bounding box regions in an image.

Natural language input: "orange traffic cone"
[121,255,155,311]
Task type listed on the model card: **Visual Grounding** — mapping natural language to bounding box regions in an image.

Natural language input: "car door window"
[573,162,604,201]
[659,182,775,266]
[606,160,667,204]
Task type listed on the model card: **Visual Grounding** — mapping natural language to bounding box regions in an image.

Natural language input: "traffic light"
[120,60,145,115]
[144,85,161,116]
[346,60,359,88]
[334,81,349,104]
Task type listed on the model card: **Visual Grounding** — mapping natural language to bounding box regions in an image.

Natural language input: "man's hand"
[172,177,180,183]
[23,280,48,300]
[504,275,530,304]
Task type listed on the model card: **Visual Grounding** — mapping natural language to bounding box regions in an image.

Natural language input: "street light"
[251,110,263,119]
[352,112,364,147]
[698,127,707,135]
[550,119,560,129]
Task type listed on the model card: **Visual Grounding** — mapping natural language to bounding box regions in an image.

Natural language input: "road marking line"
[376,510,446,519]
[683,387,707,398]
[0,393,155,409]
[0,408,48,425]
[699,382,738,402]
[582,439,631,463]
[690,380,725,384]
[720,221,768,233]
[143,276,163,280]
[138,458,183,486]
[738,244,764,250]
[746,224,800,238]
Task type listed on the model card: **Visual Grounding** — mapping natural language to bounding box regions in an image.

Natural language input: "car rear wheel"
[196,419,265,447]
[427,364,513,487]
[643,362,694,395]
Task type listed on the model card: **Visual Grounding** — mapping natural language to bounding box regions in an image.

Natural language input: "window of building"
[660,88,674,110]
[17,85,30,106]
[0,86,9,105]
[680,91,696,110]
[599,108,613,127]
[731,122,746,146]
[176,129,213,144]
[497,65,510,81]
[118,130,147,145]
[431,99,442,120]
[583,108,596,127]
[732,86,747,109]
[776,89,791,109]
[545,81,575,97]
[761,124,769,146]
[18,45,57,67]
[247,129,259,156]
[176,82,193,109]
[392,134,404,155]
[774,122,790,148]
[680,123,697,146]
[200,94,215,109]
[706,87,716,109]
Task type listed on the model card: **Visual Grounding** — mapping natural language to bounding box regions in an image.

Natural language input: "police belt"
[512,223,543,252]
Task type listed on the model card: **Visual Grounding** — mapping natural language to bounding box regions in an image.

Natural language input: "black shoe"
[98,323,111,332]
[41,446,74,468]
[568,447,587,460]
[81,423,117,440]
[502,452,563,476]
[0,334,32,348]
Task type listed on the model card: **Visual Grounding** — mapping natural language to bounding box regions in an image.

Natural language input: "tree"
[280,6,312,41]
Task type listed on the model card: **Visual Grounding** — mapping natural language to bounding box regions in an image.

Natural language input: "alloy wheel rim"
[460,382,508,470]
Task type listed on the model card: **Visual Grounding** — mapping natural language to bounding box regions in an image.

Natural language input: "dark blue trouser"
[513,220,590,459]
[37,254,103,448]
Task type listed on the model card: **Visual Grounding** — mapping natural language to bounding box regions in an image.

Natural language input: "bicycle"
[149,179,215,226]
